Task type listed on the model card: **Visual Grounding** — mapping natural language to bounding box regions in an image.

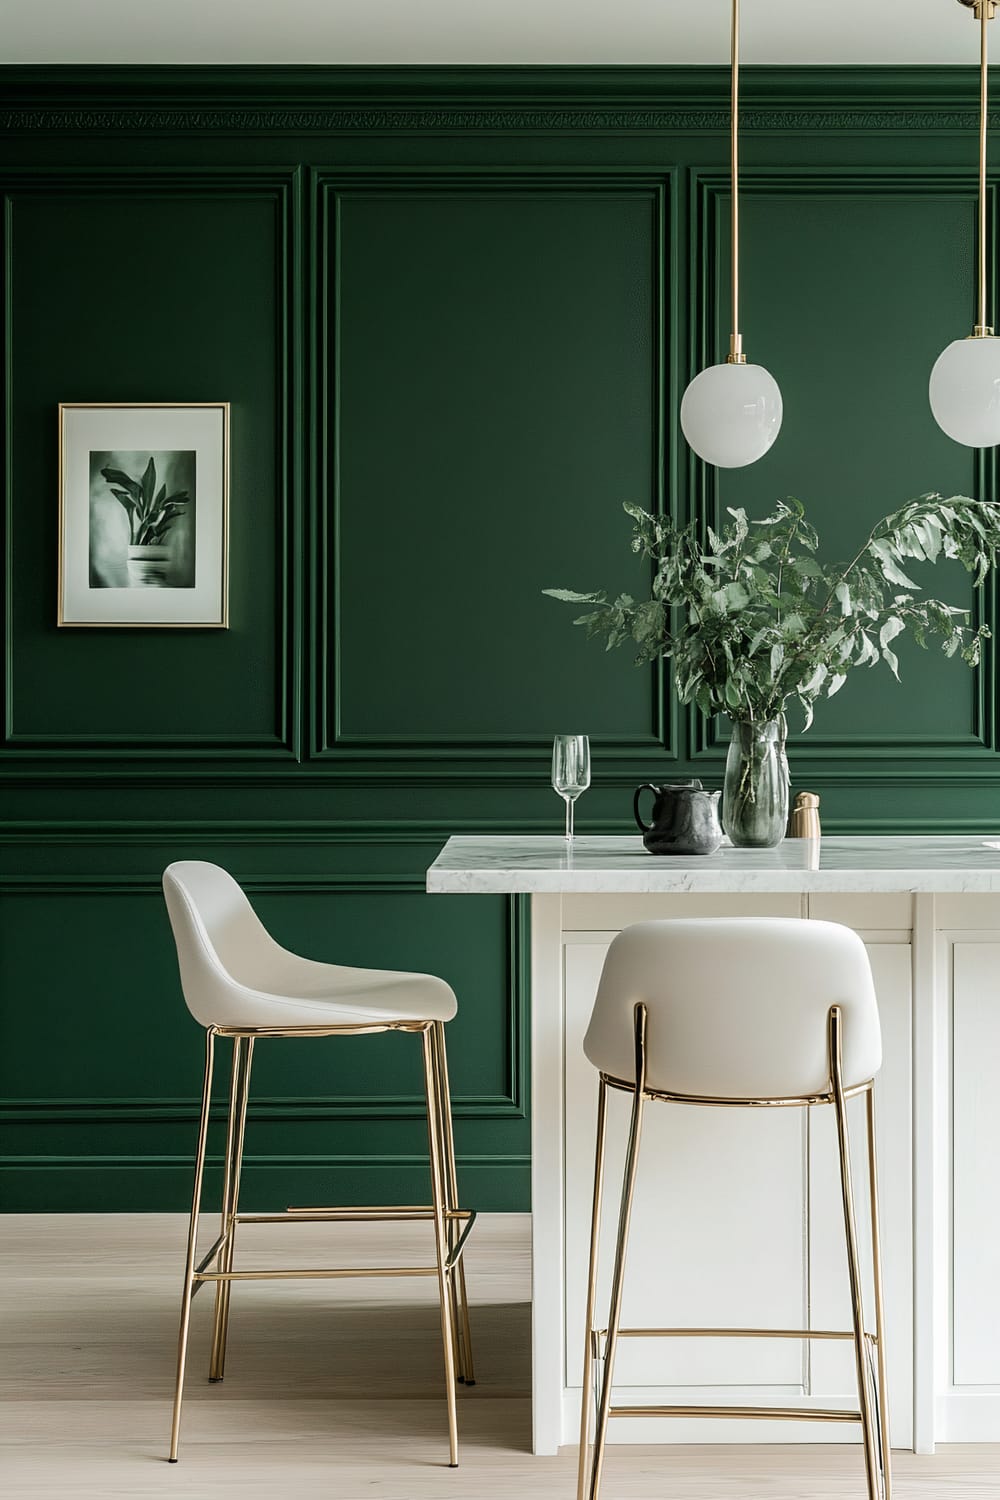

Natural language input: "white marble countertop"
[426,834,1000,894]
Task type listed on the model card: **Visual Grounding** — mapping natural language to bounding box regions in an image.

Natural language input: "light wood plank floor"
[1,1212,997,1498]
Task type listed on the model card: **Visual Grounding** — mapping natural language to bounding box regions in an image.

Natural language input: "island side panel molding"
[563,929,814,1445]
[934,894,1000,1441]
[530,892,565,1456]
[805,933,914,1449]
[951,942,1000,1385]
[934,913,1000,1442]
[563,891,813,928]
[557,894,921,1445]
[911,892,940,1455]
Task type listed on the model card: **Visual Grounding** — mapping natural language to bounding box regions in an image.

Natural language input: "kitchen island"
[427,835,1000,1456]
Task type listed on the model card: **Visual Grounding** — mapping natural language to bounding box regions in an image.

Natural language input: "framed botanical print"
[58,402,229,627]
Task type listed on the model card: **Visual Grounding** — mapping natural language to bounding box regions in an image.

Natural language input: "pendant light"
[680,0,782,469]
[929,0,1000,447]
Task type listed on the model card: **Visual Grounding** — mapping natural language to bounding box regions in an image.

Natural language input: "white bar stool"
[162,860,475,1466]
[577,916,890,1500]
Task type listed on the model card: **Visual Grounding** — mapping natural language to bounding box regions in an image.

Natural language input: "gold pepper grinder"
[790,791,821,839]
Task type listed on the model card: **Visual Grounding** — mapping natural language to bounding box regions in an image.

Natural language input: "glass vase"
[722,717,789,849]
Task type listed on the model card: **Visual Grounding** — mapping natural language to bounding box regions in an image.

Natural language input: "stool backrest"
[583,917,881,1100]
[163,860,282,1027]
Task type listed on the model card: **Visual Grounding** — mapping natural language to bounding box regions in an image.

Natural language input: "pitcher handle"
[633,784,659,834]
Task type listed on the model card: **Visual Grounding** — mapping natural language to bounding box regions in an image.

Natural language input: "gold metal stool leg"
[587,1004,648,1500]
[422,1025,460,1466]
[577,1076,609,1500]
[433,1020,475,1386]
[866,1082,893,1500]
[168,1027,217,1462]
[209,1036,240,1380]
[830,1007,883,1500]
[210,1035,253,1381]
[433,1026,466,1386]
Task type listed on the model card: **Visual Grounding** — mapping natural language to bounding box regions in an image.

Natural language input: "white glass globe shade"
[680,361,783,468]
[929,336,1000,447]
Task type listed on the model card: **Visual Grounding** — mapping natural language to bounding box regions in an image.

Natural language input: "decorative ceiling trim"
[0,65,996,134]
[1,106,997,133]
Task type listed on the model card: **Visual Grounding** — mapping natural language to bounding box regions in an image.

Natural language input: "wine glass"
[552,734,591,842]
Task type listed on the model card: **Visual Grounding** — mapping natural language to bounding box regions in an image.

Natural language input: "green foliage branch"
[545,495,1000,731]
[101,456,191,547]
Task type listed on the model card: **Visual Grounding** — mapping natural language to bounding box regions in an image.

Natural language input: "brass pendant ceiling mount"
[928,0,1000,444]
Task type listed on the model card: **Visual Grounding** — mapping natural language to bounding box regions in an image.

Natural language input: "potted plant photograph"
[58,401,229,628]
[100,454,192,589]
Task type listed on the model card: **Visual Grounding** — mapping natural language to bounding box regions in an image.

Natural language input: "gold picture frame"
[58,402,229,628]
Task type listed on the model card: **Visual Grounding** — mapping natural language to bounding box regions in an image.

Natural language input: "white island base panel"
[427,836,1000,1456]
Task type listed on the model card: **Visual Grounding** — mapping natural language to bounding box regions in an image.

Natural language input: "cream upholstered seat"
[163,860,457,1029]
[577,916,891,1500]
[162,861,474,1470]
[584,916,881,1100]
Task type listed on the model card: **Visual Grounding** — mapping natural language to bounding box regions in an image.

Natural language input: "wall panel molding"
[313,167,676,777]
[0,852,530,1128]
[0,835,529,1208]
[0,1151,531,1214]
[0,167,302,764]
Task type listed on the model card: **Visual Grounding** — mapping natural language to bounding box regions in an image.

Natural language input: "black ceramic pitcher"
[633,778,723,856]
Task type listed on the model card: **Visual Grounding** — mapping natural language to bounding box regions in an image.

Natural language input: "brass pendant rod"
[980,0,990,334]
[966,0,997,335]
[727,0,745,364]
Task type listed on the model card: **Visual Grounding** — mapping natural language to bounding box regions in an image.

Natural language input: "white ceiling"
[0,0,992,67]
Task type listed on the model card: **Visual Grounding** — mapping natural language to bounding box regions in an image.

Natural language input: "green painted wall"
[1,66,998,1210]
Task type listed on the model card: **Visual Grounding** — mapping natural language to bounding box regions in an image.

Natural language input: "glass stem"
[565,796,574,842]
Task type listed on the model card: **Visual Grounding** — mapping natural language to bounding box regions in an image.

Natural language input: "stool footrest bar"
[599,1325,874,1343]
[609,1404,863,1423]
[234,1207,474,1225]
[193,1266,439,1282]
[285,1204,435,1216]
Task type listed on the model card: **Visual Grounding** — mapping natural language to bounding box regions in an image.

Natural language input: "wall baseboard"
[0,1155,531,1214]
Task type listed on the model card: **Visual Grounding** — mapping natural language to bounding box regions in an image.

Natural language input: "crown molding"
[0,65,997,134]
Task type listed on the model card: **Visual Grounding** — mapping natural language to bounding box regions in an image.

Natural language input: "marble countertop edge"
[425,870,1000,893]
[425,834,1000,895]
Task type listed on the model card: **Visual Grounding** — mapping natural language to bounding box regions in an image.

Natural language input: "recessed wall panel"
[699,178,985,751]
[6,179,292,752]
[326,180,668,752]
[0,882,519,1118]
